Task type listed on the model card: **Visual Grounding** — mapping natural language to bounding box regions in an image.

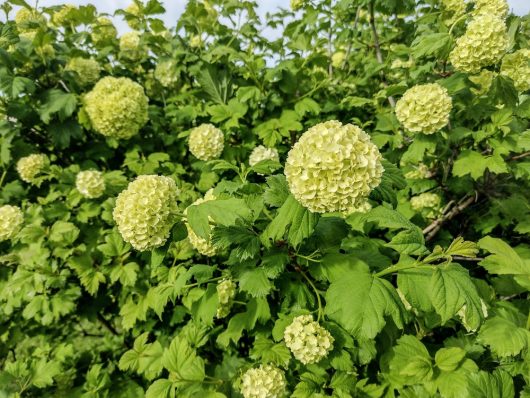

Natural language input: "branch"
[508,151,530,161]
[368,1,395,108]
[423,193,478,241]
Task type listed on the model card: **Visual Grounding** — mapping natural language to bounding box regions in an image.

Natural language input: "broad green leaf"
[477,317,530,357]
[162,336,205,384]
[388,335,433,385]
[453,150,508,180]
[434,347,466,372]
[325,260,404,339]
[466,370,514,398]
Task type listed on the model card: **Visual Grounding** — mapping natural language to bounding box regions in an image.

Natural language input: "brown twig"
[423,193,478,241]
[508,151,530,161]
[368,1,396,108]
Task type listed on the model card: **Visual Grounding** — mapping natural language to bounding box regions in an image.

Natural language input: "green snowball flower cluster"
[188,124,225,161]
[84,76,148,139]
[284,120,383,214]
[119,31,145,59]
[0,205,24,242]
[411,192,442,219]
[190,35,202,48]
[76,170,105,199]
[501,49,530,92]
[472,0,509,18]
[16,154,48,183]
[51,4,77,26]
[240,365,287,398]
[113,175,179,251]
[185,189,217,256]
[91,17,117,45]
[331,51,346,68]
[395,83,452,134]
[284,315,334,364]
[441,0,466,25]
[15,8,46,32]
[216,279,236,319]
[449,14,508,74]
[154,59,179,87]
[404,164,431,180]
[291,0,303,11]
[65,57,100,86]
[249,145,279,166]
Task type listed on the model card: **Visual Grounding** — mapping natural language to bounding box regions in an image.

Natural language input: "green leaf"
[38,89,77,123]
[489,75,518,107]
[162,336,205,385]
[325,260,404,339]
[145,379,174,398]
[262,195,318,248]
[31,359,60,388]
[250,336,291,367]
[478,236,530,276]
[453,150,508,180]
[411,32,452,58]
[196,65,232,105]
[119,333,163,380]
[466,370,515,398]
[263,175,290,207]
[445,237,479,258]
[434,347,466,372]
[478,317,530,357]
[388,335,433,385]
[238,267,273,298]
[430,264,485,329]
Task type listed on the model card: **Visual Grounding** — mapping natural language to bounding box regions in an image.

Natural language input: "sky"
[7,0,530,34]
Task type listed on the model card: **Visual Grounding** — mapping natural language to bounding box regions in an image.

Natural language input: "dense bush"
[0,0,529,396]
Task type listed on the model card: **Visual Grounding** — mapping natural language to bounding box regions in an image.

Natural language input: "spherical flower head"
[126,3,141,16]
[284,315,334,364]
[216,279,236,318]
[240,365,287,398]
[404,163,430,179]
[442,0,466,25]
[154,59,179,87]
[113,175,179,251]
[190,35,202,48]
[119,31,145,59]
[472,0,509,18]
[16,154,48,183]
[15,8,46,32]
[76,170,105,199]
[411,192,442,219]
[84,76,148,139]
[331,51,346,68]
[449,14,508,74]
[91,17,117,45]
[291,0,303,11]
[501,49,530,92]
[52,4,77,26]
[188,124,224,161]
[185,189,217,256]
[395,83,452,134]
[65,57,101,86]
[284,120,383,214]
[125,3,142,30]
[249,145,279,166]
[0,205,24,242]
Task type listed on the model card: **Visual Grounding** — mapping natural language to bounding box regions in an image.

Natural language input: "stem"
[295,253,322,263]
[184,276,223,288]
[0,169,6,189]
[375,261,421,278]
[298,268,323,322]
[448,13,468,35]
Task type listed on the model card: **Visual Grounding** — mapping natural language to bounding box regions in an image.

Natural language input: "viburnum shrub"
[0,0,529,397]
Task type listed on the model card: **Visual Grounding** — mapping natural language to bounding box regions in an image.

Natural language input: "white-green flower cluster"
[291,0,303,11]
[404,164,431,179]
[185,189,217,256]
[240,365,287,398]
[190,35,202,48]
[154,59,179,87]
[411,192,442,218]
[249,145,279,166]
[15,8,46,32]
[395,83,452,134]
[16,154,48,183]
[442,0,466,25]
[65,57,100,86]
[0,205,24,242]
[113,175,179,251]
[284,315,334,364]
[119,31,145,59]
[51,4,77,26]
[284,120,383,214]
[216,279,236,318]
[331,51,346,68]
[76,170,105,199]
[188,124,224,161]
[91,17,117,45]
[449,14,508,74]
[501,49,530,92]
[84,76,148,139]
[472,0,509,18]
